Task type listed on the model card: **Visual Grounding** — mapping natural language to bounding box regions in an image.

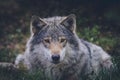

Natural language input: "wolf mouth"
[51,61,60,64]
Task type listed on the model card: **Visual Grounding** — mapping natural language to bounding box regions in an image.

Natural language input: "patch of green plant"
[0,67,49,80]
[77,25,117,51]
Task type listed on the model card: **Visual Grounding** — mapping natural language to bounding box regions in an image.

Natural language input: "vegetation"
[0,0,120,80]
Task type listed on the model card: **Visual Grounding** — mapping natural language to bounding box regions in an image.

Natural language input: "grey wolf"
[15,14,113,80]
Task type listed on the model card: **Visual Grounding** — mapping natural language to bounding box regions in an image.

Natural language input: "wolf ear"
[30,15,47,35]
[60,14,76,33]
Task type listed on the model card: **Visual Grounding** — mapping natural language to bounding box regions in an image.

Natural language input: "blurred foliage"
[0,0,120,80]
[77,25,118,53]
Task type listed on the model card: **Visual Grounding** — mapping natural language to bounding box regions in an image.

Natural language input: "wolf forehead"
[38,17,70,38]
[43,16,66,25]
[42,16,67,36]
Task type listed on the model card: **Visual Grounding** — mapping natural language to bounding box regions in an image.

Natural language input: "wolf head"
[28,14,79,64]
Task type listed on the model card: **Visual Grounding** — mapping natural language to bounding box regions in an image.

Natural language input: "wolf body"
[15,14,112,80]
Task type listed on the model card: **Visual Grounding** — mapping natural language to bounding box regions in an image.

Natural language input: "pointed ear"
[60,14,76,33]
[30,15,47,35]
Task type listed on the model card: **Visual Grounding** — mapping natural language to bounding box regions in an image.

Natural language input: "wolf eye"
[60,38,66,43]
[44,39,50,43]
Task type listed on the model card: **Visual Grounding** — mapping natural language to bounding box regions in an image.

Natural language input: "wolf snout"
[51,54,60,63]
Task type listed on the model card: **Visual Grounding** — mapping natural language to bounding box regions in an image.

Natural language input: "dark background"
[0,0,120,80]
[0,0,120,61]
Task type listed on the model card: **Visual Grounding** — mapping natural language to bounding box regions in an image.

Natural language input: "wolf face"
[29,14,78,64]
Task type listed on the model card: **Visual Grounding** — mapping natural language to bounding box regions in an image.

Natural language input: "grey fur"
[15,14,113,80]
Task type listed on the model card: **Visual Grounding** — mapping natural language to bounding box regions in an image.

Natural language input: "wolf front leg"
[15,54,24,68]
[16,54,32,71]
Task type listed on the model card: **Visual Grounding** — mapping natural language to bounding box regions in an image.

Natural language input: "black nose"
[52,54,60,61]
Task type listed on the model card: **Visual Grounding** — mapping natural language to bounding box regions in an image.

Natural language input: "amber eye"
[44,39,50,43]
[60,38,66,43]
